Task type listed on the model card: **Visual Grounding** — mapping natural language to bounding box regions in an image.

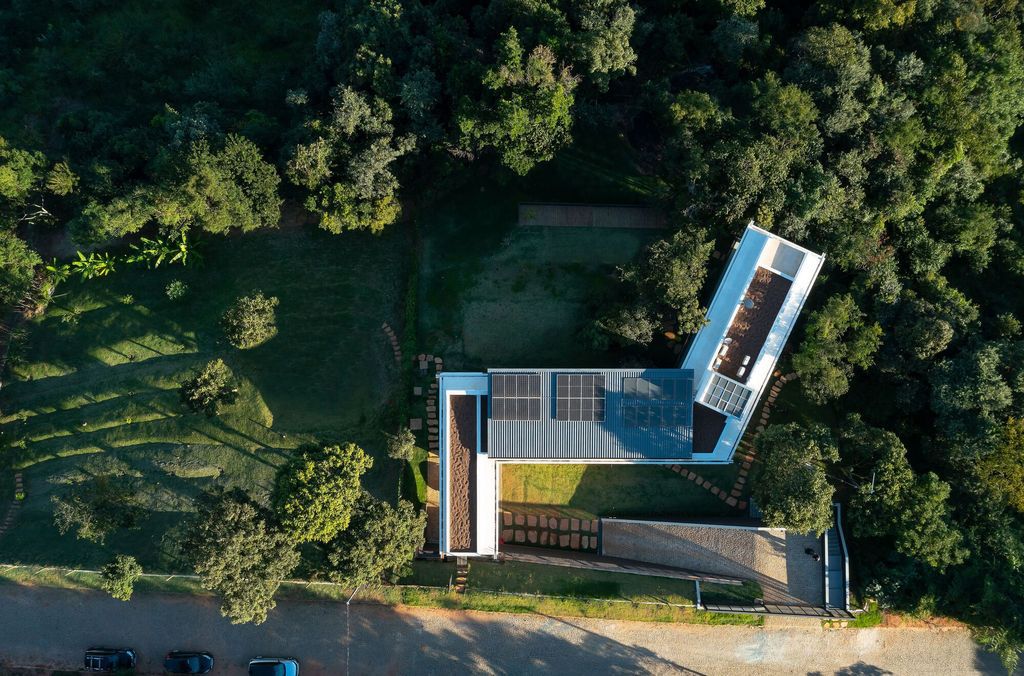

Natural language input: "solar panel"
[490,373,542,421]
[703,374,751,417]
[621,376,692,428]
[555,373,606,422]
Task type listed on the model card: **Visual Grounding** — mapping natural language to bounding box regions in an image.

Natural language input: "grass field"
[0,226,409,569]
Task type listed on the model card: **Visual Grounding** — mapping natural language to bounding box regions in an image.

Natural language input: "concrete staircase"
[824,504,849,611]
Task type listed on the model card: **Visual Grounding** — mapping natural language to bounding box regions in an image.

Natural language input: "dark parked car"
[164,650,215,674]
[84,647,137,672]
[248,656,300,676]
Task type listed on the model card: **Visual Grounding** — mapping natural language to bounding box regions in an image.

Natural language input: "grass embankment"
[0,227,409,570]
[0,561,762,626]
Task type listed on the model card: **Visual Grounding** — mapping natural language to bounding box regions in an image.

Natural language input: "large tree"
[456,28,578,175]
[326,493,425,586]
[186,489,299,625]
[793,293,882,404]
[752,423,838,535]
[272,442,373,544]
[287,86,414,233]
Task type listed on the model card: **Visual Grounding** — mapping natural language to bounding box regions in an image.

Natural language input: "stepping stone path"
[662,373,797,514]
[381,322,402,364]
[0,473,24,540]
[500,510,599,552]
[454,558,470,594]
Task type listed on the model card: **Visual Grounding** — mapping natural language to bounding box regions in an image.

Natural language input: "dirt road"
[0,585,1005,674]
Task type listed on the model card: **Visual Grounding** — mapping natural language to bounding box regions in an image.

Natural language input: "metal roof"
[485,368,694,461]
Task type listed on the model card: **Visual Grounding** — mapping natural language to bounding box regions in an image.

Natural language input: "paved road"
[0,585,1005,675]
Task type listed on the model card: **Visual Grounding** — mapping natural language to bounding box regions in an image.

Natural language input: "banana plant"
[45,259,73,285]
[71,251,117,279]
[127,231,200,268]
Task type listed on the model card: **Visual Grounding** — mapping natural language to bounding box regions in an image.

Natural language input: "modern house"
[437,223,826,560]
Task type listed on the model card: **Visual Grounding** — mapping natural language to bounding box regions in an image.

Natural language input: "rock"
[559,518,569,531]
[527,515,537,527]
[514,514,525,526]
[503,512,513,526]
[409,418,423,431]
[726,497,738,507]
[571,534,580,549]
[514,530,525,543]
[559,534,570,547]
[527,531,537,543]
[570,518,580,531]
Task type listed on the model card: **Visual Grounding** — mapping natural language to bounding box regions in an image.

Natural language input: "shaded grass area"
[501,463,743,519]
[418,126,665,371]
[0,227,408,569]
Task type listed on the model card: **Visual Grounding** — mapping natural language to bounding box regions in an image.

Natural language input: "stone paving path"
[381,322,403,364]
[663,372,798,511]
[0,473,24,540]
[500,510,600,552]
[415,354,443,545]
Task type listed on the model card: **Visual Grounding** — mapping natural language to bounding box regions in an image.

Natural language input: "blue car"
[248,656,300,676]
[164,650,214,674]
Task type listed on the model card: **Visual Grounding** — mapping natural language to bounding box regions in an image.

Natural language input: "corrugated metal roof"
[486,368,694,460]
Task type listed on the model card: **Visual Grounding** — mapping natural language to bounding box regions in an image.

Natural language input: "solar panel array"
[555,373,606,422]
[490,373,542,421]
[621,376,692,428]
[704,374,751,416]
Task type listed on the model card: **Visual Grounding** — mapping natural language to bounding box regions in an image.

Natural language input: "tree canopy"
[186,489,300,625]
[272,442,373,544]
[753,423,838,535]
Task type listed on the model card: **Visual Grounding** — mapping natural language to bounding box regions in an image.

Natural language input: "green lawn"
[0,226,409,569]
[418,125,665,370]
[501,463,743,519]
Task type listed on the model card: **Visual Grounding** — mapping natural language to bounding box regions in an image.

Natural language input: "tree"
[51,477,142,544]
[272,442,373,543]
[179,359,237,416]
[571,0,637,91]
[620,228,714,334]
[839,415,916,539]
[287,86,414,233]
[221,292,279,349]
[386,427,417,462]
[186,489,299,625]
[979,418,1024,513]
[156,134,282,235]
[592,302,658,348]
[752,423,838,535]
[326,493,425,586]
[457,28,578,175]
[0,137,46,205]
[0,229,40,307]
[69,189,155,244]
[793,293,882,403]
[100,554,142,601]
[897,473,968,570]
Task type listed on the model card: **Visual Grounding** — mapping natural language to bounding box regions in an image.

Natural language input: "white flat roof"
[438,373,499,558]
[681,223,824,462]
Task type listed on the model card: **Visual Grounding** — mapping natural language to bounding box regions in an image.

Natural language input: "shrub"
[166,279,189,301]
[100,554,143,601]
[222,291,279,349]
[386,427,417,462]
[119,294,134,305]
[180,359,237,416]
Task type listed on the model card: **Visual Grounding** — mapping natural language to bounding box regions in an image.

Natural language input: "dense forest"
[1,0,1023,667]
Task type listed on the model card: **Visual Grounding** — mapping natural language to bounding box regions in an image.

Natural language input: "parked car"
[248,656,300,676]
[164,650,214,674]
[84,647,137,672]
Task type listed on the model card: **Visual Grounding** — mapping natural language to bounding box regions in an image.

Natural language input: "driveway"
[0,585,1005,675]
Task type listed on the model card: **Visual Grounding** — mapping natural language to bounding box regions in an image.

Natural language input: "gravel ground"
[448,394,476,551]
[0,584,1006,675]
